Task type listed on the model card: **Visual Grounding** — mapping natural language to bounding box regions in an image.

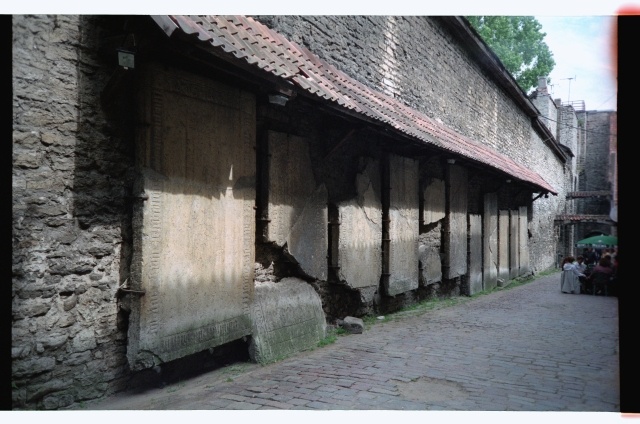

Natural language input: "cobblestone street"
[85,271,619,412]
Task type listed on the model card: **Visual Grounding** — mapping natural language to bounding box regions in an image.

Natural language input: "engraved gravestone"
[444,165,467,279]
[250,278,326,364]
[423,178,445,225]
[509,209,520,279]
[498,210,510,284]
[386,155,419,296]
[420,178,445,285]
[483,192,498,290]
[519,206,530,275]
[267,132,327,280]
[468,214,483,294]
[128,65,255,370]
[337,159,382,293]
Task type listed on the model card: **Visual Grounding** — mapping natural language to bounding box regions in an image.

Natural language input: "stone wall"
[584,111,614,203]
[558,105,579,191]
[254,16,533,166]
[254,15,564,271]
[576,110,616,238]
[12,16,134,409]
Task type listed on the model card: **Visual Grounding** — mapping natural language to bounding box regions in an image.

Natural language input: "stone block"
[48,256,95,276]
[483,193,498,290]
[386,155,419,296]
[423,178,445,225]
[337,159,381,289]
[419,242,442,285]
[39,333,68,350]
[444,164,467,279]
[519,206,530,275]
[70,328,96,353]
[509,209,520,279]
[338,316,364,334]
[498,210,510,282]
[13,149,41,169]
[13,356,56,378]
[13,130,42,146]
[13,299,52,319]
[249,278,326,364]
[127,66,255,370]
[468,214,483,295]
[26,379,72,403]
[267,131,328,280]
[12,346,32,359]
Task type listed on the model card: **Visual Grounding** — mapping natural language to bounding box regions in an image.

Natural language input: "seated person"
[610,253,618,296]
[574,256,588,293]
[588,257,614,295]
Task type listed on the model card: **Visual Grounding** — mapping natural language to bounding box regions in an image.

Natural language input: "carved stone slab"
[128,65,255,370]
[267,132,327,280]
[249,278,326,364]
[386,155,419,296]
[420,178,444,285]
[444,164,467,279]
[498,210,510,284]
[338,159,382,290]
[423,178,445,225]
[483,192,498,290]
[419,237,442,284]
[468,214,483,295]
[519,206,530,275]
[509,209,520,279]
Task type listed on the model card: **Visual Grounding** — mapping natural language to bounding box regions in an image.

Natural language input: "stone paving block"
[287,397,310,406]
[86,273,619,412]
[368,387,399,396]
[202,398,234,409]
[250,278,326,364]
[305,400,334,409]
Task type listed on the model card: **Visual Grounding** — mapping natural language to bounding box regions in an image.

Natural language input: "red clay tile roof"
[151,15,557,195]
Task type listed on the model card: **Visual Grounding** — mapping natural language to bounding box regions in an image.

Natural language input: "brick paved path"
[86,272,619,411]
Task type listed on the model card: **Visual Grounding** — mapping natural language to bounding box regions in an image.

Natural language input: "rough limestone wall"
[558,106,579,187]
[253,15,566,274]
[253,15,532,166]
[531,94,558,138]
[584,111,614,207]
[575,110,615,237]
[12,16,133,409]
[528,128,566,272]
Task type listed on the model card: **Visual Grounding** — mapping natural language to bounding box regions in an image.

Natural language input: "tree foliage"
[466,16,556,93]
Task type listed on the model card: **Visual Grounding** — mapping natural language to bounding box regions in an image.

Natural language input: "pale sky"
[536,16,617,111]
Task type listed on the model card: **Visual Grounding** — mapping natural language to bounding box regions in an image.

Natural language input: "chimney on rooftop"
[537,76,548,95]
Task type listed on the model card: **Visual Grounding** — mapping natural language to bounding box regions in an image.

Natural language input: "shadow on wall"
[69,15,136,392]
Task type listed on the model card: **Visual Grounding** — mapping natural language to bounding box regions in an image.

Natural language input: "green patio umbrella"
[576,234,618,248]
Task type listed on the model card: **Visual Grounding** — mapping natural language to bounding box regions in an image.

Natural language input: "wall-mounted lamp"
[447,159,456,165]
[117,48,135,70]
[268,93,290,106]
